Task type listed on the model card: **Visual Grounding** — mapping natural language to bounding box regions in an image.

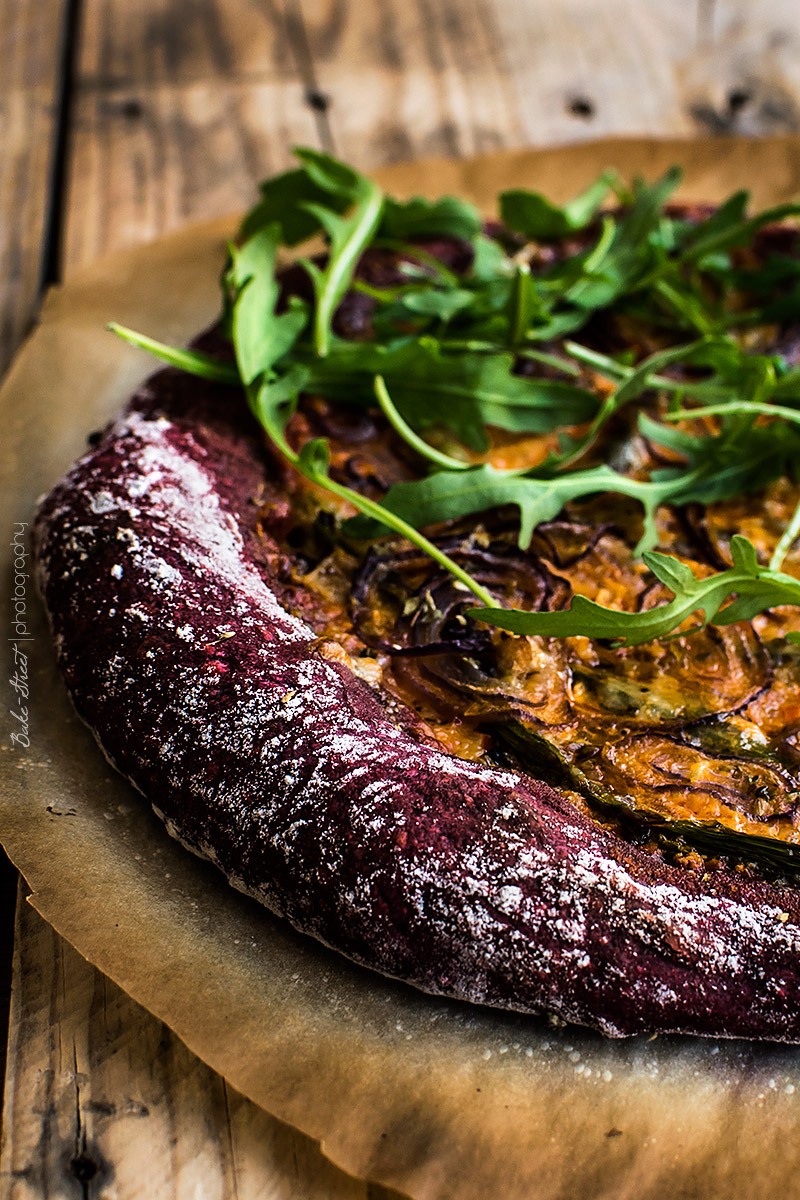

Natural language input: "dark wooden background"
[3,0,800,1193]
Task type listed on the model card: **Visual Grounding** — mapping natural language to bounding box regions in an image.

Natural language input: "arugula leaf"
[250,365,310,439]
[663,398,800,431]
[568,336,784,413]
[299,337,600,450]
[680,200,800,265]
[226,225,308,384]
[641,408,800,506]
[672,190,749,263]
[107,323,240,385]
[113,152,800,646]
[373,375,470,471]
[239,150,390,249]
[547,336,726,470]
[471,535,800,646]
[239,167,347,246]
[513,168,682,327]
[567,168,683,307]
[507,264,546,346]
[293,149,385,357]
[345,386,800,557]
[771,497,800,571]
[250,397,496,606]
[470,234,515,281]
[344,462,698,553]
[490,169,683,341]
[499,171,617,241]
[400,287,476,321]
[379,194,483,241]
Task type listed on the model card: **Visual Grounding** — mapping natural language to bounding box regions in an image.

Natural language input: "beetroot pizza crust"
[32,361,800,1043]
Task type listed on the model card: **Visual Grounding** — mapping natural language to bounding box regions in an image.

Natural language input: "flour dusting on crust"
[32,367,800,1040]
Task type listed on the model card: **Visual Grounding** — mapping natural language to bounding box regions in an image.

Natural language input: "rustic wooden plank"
[63,0,800,273]
[0,0,65,1151]
[64,80,320,269]
[0,897,402,1200]
[76,0,299,88]
[297,0,800,165]
[680,0,800,136]
[0,0,68,373]
[63,0,327,268]
[286,0,528,164]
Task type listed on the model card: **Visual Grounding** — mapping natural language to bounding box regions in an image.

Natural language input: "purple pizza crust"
[32,361,800,1041]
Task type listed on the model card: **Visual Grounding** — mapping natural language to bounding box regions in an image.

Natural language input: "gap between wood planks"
[40,0,338,288]
[38,0,84,289]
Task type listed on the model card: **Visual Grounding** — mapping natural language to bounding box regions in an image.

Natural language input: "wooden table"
[3,1,800,1194]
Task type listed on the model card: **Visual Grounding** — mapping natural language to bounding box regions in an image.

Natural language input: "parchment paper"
[5,137,800,1200]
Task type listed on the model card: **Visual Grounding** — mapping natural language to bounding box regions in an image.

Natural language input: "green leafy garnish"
[379,194,483,241]
[107,323,240,385]
[292,150,384,357]
[499,170,619,241]
[472,535,800,646]
[249,372,495,607]
[226,226,309,383]
[373,375,470,472]
[111,147,800,646]
[293,336,600,450]
[344,461,706,555]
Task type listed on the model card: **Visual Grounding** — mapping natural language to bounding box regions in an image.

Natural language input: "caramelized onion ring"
[601,733,800,821]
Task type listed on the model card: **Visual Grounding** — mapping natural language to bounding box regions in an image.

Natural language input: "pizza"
[32,150,800,1040]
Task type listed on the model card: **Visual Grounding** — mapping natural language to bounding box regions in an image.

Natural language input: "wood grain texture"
[288,0,527,163]
[64,0,324,268]
[0,0,67,373]
[0,896,403,1200]
[77,0,299,86]
[63,0,800,273]
[64,79,319,266]
[681,0,800,135]
[293,0,800,163]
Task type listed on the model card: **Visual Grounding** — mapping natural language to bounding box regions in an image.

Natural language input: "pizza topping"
[476,534,800,647]
[329,492,800,873]
[261,413,800,877]
[350,532,565,656]
[599,734,799,820]
[110,151,800,631]
[107,150,800,878]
